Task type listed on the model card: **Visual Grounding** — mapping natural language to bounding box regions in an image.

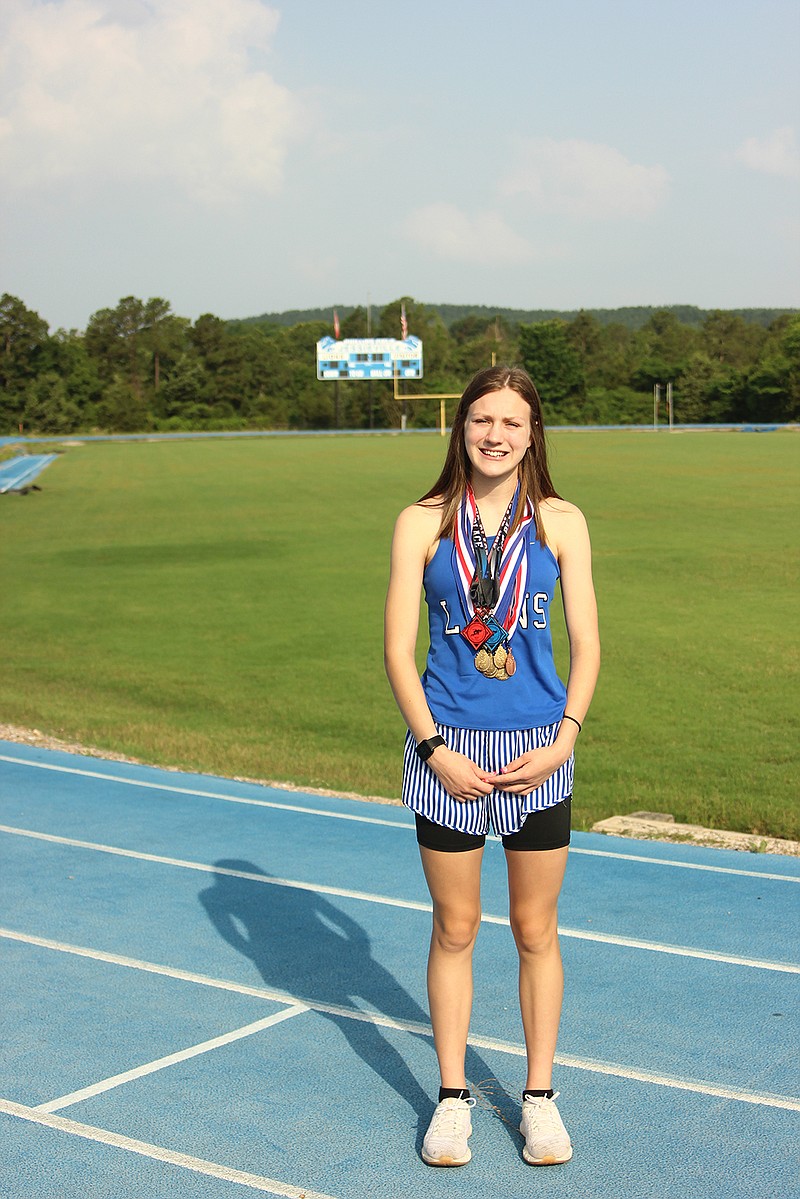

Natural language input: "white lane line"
[36,1005,309,1114]
[549,1053,800,1111]
[0,1098,338,1198]
[0,927,435,1034]
[2,826,798,973]
[568,845,800,882]
[548,926,800,972]
[2,752,797,882]
[468,1038,800,1113]
[0,754,410,829]
[0,823,432,915]
[2,929,798,1114]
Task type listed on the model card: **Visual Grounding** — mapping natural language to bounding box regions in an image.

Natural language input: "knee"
[509,910,559,957]
[431,907,481,955]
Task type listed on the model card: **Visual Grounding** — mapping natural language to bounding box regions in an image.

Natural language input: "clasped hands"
[429,744,567,802]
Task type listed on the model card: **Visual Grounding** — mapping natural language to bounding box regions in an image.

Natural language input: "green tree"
[741,315,800,421]
[632,310,698,389]
[340,306,370,338]
[518,321,585,407]
[700,311,765,369]
[43,330,104,427]
[142,298,189,396]
[85,297,148,394]
[276,321,333,427]
[160,354,211,423]
[191,314,252,414]
[0,291,50,400]
[674,353,729,423]
[448,314,518,378]
[566,310,602,361]
[587,322,637,389]
[376,297,461,427]
[450,314,495,345]
[379,298,455,381]
[22,372,82,434]
[94,376,151,432]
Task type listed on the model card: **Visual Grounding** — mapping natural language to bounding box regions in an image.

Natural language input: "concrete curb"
[592,813,800,857]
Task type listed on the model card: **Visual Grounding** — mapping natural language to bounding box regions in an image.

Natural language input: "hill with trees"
[2,293,798,436]
[239,303,794,333]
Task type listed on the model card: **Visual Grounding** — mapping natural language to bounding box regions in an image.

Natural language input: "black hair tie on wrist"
[562,714,582,733]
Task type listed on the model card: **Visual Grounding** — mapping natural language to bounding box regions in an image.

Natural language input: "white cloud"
[501,137,669,220]
[0,0,298,203]
[734,127,800,180]
[402,203,534,265]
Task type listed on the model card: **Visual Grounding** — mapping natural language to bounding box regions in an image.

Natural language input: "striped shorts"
[402,722,574,837]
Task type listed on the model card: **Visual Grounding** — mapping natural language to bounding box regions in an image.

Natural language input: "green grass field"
[1,430,797,839]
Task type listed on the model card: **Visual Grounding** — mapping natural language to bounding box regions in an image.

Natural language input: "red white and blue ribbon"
[452,484,532,639]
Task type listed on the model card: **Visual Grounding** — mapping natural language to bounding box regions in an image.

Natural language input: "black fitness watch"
[415,735,446,762]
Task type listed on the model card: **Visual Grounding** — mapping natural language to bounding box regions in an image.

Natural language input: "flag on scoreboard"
[333,309,341,339]
[400,303,408,340]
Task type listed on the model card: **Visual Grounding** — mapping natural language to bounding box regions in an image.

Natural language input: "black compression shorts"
[414,796,571,853]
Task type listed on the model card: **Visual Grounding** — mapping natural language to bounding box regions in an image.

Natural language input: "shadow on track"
[199,860,522,1154]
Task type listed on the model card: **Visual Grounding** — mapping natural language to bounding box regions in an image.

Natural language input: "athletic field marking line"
[0,754,409,828]
[2,824,798,974]
[1,928,798,1114]
[2,752,797,883]
[0,1098,338,1199]
[35,1004,309,1114]
[569,845,800,880]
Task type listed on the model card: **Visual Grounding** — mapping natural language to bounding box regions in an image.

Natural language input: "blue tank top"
[422,531,567,730]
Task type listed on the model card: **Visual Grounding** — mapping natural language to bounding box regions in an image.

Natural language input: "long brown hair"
[418,364,561,544]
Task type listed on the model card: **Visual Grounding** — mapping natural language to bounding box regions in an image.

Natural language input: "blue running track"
[1,741,798,1198]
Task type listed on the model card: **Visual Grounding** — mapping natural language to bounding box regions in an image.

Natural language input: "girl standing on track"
[384,364,600,1167]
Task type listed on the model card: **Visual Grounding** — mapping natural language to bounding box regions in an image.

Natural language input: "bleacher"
[0,454,58,494]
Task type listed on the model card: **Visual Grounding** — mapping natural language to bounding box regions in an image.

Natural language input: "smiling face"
[463,387,533,483]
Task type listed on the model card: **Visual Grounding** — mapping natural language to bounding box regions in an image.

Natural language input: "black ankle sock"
[523,1088,554,1100]
[438,1087,471,1102]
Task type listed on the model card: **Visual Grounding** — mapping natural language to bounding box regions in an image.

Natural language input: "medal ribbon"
[470,498,514,610]
[452,484,532,639]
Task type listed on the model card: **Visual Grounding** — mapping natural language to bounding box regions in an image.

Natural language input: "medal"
[474,648,493,673]
[465,498,515,681]
[462,613,492,650]
[474,654,498,678]
[454,484,533,683]
[473,632,513,679]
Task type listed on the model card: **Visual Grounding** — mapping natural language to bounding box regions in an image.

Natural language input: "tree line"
[1,292,798,437]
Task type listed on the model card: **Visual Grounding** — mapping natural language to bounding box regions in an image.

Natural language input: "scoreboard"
[316,336,423,381]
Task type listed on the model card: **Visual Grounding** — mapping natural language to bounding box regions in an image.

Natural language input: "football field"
[0,429,797,838]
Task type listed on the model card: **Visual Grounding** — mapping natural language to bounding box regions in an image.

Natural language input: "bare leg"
[505,847,569,1090]
[419,845,484,1089]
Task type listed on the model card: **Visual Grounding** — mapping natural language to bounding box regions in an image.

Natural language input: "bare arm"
[384,505,492,801]
[555,505,601,721]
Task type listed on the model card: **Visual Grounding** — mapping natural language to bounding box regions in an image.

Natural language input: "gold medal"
[475,642,515,679]
[474,648,492,673]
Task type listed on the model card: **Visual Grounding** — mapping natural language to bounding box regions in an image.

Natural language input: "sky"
[1,0,798,332]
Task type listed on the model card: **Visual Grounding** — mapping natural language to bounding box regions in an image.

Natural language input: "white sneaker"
[421,1096,476,1166]
[519,1092,573,1165]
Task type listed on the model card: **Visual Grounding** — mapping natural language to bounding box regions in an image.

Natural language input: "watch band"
[415,735,445,762]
